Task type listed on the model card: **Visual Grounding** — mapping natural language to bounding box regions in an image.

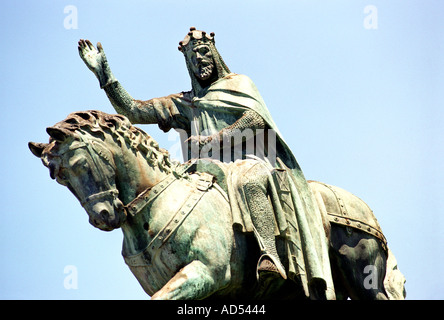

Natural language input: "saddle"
[309,181,387,250]
[188,158,311,292]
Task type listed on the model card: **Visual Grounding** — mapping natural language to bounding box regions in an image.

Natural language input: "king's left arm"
[203,109,266,146]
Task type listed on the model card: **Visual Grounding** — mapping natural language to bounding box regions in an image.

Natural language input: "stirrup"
[256,254,287,280]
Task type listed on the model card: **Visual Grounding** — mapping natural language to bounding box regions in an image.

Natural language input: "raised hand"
[78,39,115,88]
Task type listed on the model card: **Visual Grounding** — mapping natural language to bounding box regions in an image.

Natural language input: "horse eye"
[58,169,68,181]
[70,157,89,173]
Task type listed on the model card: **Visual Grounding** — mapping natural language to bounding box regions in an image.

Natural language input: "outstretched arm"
[102,81,159,124]
[78,39,158,124]
[78,39,115,89]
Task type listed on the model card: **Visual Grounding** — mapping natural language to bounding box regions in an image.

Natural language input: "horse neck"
[114,142,170,206]
[112,139,171,255]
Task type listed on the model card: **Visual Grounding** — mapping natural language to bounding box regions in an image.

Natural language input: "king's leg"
[241,163,287,281]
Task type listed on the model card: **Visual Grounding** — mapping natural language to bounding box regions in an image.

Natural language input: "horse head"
[29,111,129,231]
[29,110,175,232]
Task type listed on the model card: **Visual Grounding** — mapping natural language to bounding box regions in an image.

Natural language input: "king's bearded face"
[186,44,215,81]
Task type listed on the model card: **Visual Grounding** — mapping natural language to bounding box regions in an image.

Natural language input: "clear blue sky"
[1,0,442,299]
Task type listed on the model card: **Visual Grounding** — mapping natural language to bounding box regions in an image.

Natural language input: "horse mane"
[50,110,174,173]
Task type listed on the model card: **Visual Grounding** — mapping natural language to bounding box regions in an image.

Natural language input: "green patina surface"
[27,28,406,300]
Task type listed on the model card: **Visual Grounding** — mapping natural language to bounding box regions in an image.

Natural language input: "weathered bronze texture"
[29,28,406,300]
[29,111,406,300]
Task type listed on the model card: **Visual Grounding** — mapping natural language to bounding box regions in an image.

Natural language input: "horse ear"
[46,126,72,142]
[28,142,48,158]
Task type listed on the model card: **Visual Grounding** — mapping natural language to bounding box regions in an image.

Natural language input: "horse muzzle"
[82,190,127,231]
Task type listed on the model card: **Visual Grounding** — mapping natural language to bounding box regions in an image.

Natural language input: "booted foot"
[258,257,280,273]
[257,255,287,281]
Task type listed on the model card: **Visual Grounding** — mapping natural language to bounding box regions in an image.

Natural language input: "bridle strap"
[70,137,197,217]
[80,189,119,207]
[84,139,116,191]
[73,137,118,208]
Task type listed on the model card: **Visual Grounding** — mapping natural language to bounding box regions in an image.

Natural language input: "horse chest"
[122,178,207,294]
[148,181,195,233]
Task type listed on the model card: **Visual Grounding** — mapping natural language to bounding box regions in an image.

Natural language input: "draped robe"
[145,73,333,298]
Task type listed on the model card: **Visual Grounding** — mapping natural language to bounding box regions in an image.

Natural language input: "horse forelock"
[57,110,131,133]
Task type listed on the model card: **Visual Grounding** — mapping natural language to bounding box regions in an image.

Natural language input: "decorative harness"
[80,139,120,209]
[58,138,120,210]
[123,160,216,268]
[64,138,216,268]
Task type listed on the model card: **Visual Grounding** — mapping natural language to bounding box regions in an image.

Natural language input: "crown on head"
[178,27,215,53]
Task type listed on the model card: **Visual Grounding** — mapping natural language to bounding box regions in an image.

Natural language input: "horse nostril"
[100,209,110,220]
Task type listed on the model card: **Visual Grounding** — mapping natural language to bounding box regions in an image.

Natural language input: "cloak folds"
[103,28,334,298]
[151,73,334,298]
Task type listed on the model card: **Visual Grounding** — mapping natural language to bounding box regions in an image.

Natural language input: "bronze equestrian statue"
[29,28,406,299]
